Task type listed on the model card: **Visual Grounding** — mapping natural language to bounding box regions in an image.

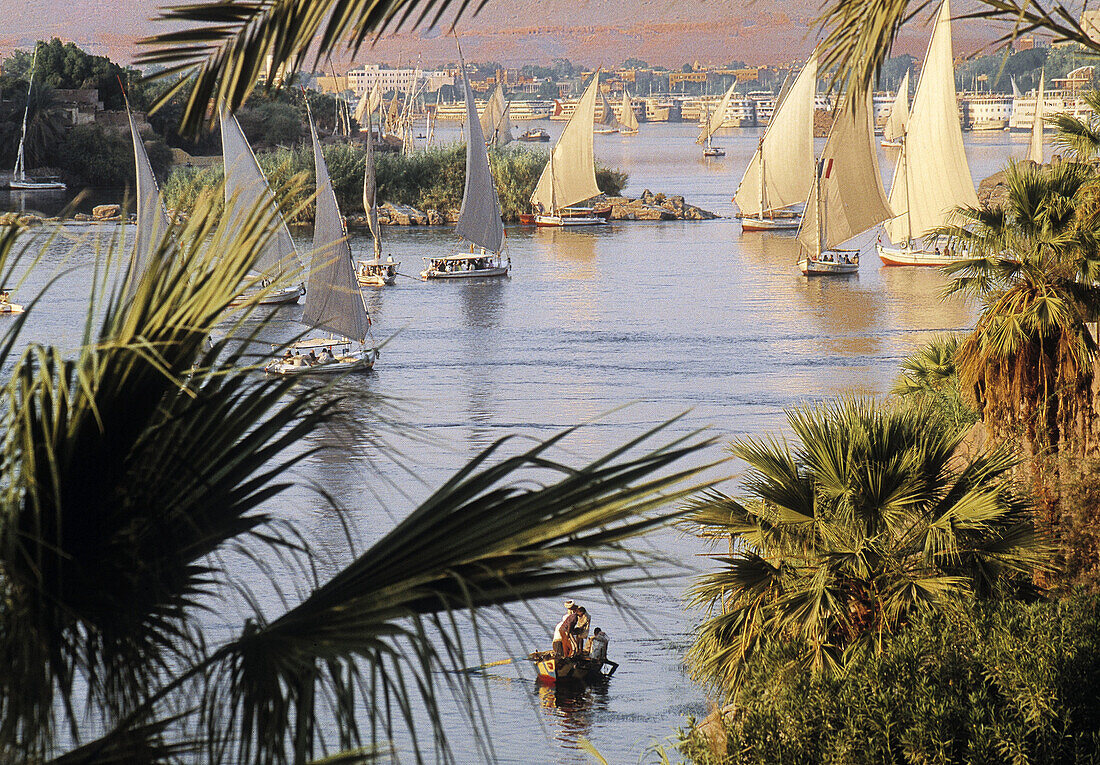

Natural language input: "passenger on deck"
[552,601,580,658]
[573,606,590,648]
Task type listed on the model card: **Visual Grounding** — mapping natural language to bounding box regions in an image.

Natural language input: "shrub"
[680,596,1100,765]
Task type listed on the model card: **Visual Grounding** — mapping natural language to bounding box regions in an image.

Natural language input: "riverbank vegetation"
[162,142,629,222]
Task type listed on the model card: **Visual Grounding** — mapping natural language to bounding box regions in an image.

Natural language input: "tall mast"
[14,45,39,183]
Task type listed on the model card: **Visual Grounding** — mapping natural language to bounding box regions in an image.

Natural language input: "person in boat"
[282,349,293,361]
[586,628,618,676]
[552,601,580,658]
[572,606,590,648]
[319,347,334,363]
[307,350,319,366]
[0,290,10,307]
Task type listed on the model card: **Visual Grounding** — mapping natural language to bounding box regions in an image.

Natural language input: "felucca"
[796,86,894,275]
[876,0,978,266]
[481,83,513,147]
[697,82,736,158]
[1026,70,1045,164]
[531,71,610,226]
[595,89,625,135]
[734,49,816,231]
[125,97,171,297]
[880,70,909,149]
[421,49,509,279]
[356,107,399,286]
[221,111,305,305]
[619,90,640,136]
[266,111,377,374]
[8,44,65,191]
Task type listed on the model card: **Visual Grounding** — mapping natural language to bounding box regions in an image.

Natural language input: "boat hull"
[421,266,509,279]
[528,651,605,685]
[876,242,962,267]
[356,260,399,286]
[739,213,801,232]
[534,207,612,227]
[8,180,66,191]
[703,148,725,157]
[1,303,24,314]
[265,339,377,375]
[800,251,860,275]
[229,284,304,306]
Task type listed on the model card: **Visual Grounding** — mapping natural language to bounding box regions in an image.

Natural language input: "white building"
[347,64,454,95]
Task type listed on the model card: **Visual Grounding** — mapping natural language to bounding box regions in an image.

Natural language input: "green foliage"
[893,335,978,431]
[3,37,130,109]
[162,142,629,222]
[0,194,716,761]
[685,397,1048,696]
[680,596,1100,765]
[0,83,66,171]
[54,123,173,187]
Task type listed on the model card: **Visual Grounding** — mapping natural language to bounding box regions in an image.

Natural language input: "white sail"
[362,107,382,262]
[531,72,602,213]
[598,89,626,131]
[797,87,894,253]
[13,46,40,183]
[734,48,817,217]
[220,111,300,277]
[128,105,170,285]
[697,81,737,145]
[1026,70,1045,165]
[354,83,383,124]
[883,70,910,141]
[1012,76,1021,98]
[620,90,639,133]
[884,0,977,244]
[304,115,371,343]
[456,61,506,253]
[479,84,512,147]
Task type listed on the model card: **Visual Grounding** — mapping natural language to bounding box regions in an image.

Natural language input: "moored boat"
[356,107,400,287]
[0,288,23,315]
[8,45,66,192]
[697,83,735,159]
[518,128,550,142]
[528,651,607,685]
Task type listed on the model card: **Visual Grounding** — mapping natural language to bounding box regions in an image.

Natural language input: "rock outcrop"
[92,204,122,221]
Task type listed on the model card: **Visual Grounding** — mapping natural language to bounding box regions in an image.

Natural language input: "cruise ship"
[960,93,1013,130]
[1009,92,1091,131]
[433,99,553,121]
[686,96,757,127]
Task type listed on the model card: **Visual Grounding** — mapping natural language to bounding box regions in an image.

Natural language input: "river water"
[2,123,1029,762]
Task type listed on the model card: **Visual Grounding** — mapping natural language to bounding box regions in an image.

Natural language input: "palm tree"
[936,160,1100,459]
[892,335,978,431]
[0,192,717,762]
[685,398,1048,697]
[1051,89,1100,161]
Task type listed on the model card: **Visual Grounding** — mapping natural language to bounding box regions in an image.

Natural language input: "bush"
[680,596,1100,765]
[162,141,630,222]
[54,124,173,187]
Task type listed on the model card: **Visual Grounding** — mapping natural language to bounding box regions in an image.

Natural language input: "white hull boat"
[535,212,608,227]
[265,338,377,375]
[799,251,860,275]
[739,212,801,232]
[8,179,66,191]
[875,241,964,267]
[356,258,399,286]
[230,282,304,306]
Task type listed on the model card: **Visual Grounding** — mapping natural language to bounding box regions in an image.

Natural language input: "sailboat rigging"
[356,106,399,286]
[421,42,510,279]
[698,81,736,158]
[8,44,66,191]
[266,108,377,374]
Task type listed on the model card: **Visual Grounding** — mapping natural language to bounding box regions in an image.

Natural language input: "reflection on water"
[537,681,611,753]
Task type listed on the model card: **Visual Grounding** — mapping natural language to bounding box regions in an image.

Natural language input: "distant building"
[1051,65,1094,92]
[346,64,453,96]
[669,71,708,86]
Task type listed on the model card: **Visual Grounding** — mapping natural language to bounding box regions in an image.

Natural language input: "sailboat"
[125,98,171,295]
[619,90,640,136]
[796,86,894,275]
[734,49,816,232]
[8,45,65,191]
[530,71,610,227]
[480,83,513,147]
[356,108,399,287]
[880,70,909,149]
[221,112,305,305]
[595,89,624,135]
[1026,70,1045,164]
[698,82,736,158]
[421,50,509,280]
[876,0,978,266]
[265,111,377,375]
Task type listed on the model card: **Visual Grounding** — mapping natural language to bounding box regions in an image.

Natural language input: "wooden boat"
[0,290,23,315]
[8,45,66,192]
[422,43,510,281]
[734,49,817,231]
[480,83,513,147]
[528,651,606,685]
[876,0,977,267]
[356,108,400,287]
[530,71,609,227]
[221,112,305,304]
[618,90,640,136]
[698,83,736,159]
[265,109,377,375]
[796,83,892,277]
[518,128,550,142]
